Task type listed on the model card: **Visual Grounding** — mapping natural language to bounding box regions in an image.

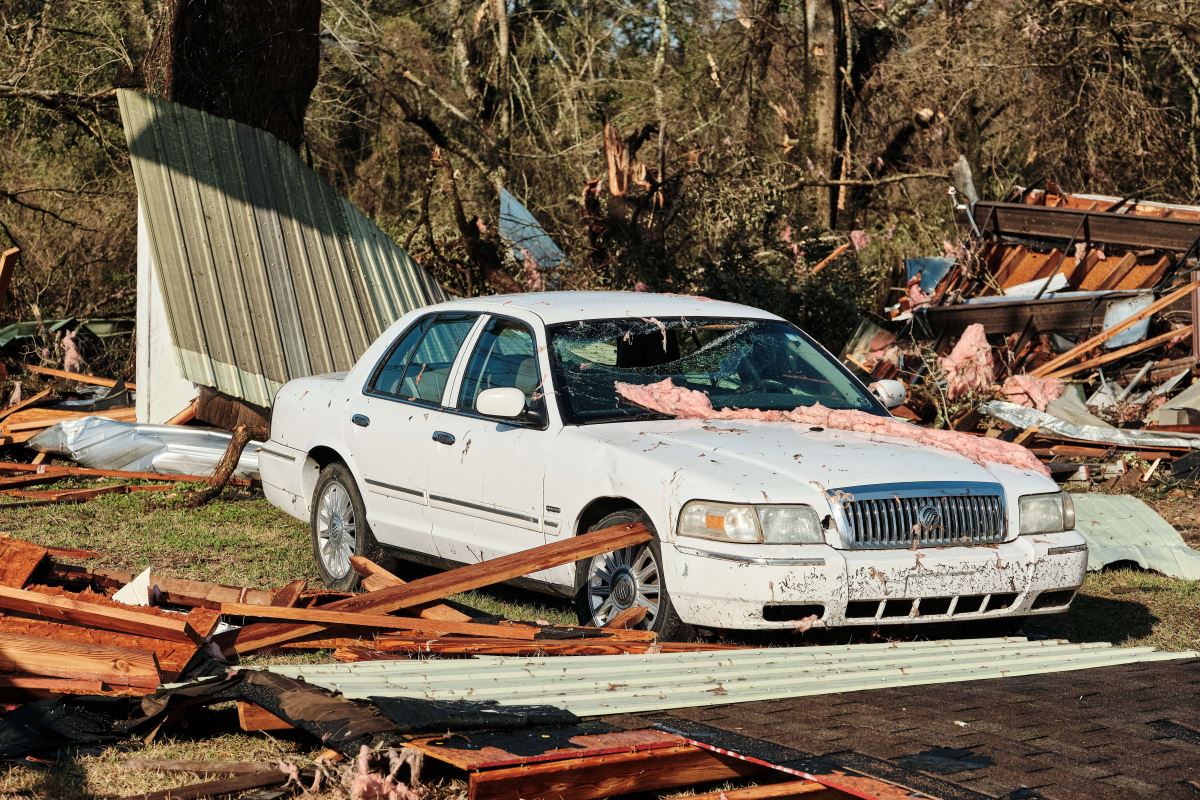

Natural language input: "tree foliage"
[2,0,1198,361]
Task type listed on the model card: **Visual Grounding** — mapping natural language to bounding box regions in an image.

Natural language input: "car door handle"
[351,414,370,427]
[432,431,455,446]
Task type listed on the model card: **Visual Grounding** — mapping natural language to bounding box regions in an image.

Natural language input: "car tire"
[574,509,690,641]
[310,462,382,591]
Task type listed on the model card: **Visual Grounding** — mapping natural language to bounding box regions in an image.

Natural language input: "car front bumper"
[664,532,1088,629]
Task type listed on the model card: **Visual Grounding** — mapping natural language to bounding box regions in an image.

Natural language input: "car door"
[426,314,556,564]
[346,311,479,555]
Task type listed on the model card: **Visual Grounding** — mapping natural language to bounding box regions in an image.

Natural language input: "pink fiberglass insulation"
[615,378,1048,476]
[940,323,995,401]
[1001,374,1065,412]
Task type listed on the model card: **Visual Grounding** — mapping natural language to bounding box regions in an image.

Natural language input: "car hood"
[574,417,1053,505]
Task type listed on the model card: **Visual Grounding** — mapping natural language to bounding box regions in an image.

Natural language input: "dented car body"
[260,292,1088,634]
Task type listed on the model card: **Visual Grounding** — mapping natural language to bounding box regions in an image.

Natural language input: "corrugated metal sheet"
[266,637,1197,717]
[117,90,447,408]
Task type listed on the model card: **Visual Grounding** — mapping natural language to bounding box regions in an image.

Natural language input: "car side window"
[369,313,478,404]
[458,317,543,413]
[368,318,430,396]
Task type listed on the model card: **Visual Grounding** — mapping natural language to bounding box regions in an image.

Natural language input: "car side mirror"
[476,387,527,419]
[870,379,907,410]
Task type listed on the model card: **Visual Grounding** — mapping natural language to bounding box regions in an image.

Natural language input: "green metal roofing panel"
[117,90,447,408]
[1072,492,1200,580]
[266,637,1197,717]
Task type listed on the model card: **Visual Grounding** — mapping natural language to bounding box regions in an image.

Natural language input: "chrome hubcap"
[586,544,660,626]
[316,481,356,579]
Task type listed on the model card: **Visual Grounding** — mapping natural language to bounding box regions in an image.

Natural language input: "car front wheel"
[574,509,689,641]
[310,463,382,591]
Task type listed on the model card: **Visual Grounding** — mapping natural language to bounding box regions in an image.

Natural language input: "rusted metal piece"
[972,200,1200,251]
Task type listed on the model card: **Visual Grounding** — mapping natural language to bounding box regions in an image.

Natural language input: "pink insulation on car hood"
[940,323,995,401]
[1001,373,1065,412]
[615,378,1049,476]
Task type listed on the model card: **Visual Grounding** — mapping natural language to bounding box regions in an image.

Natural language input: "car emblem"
[917,504,943,534]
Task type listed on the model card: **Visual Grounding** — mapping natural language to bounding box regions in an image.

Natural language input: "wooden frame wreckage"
[0,523,1192,800]
[846,184,1200,484]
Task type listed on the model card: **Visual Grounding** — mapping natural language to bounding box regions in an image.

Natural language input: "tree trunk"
[802,0,846,230]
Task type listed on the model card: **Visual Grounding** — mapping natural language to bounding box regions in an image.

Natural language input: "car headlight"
[678,501,824,544]
[1019,492,1075,534]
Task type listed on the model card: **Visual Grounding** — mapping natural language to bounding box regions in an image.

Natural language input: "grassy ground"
[0,484,1197,797]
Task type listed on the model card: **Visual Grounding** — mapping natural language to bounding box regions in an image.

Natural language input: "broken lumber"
[0,584,199,643]
[1032,279,1200,377]
[237,700,294,732]
[468,743,765,800]
[126,759,279,776]
[149,572,276,609]
[684,782,839,799]
[22,363,136,391]
[0,538,48,588]
[270,579,307,607]
[224,522,653,655]
[0,462,246,484]
[0,389,52,423]
[0,615,195,680]
[0,632,160,689]
[351,555,473,622]
[602,606,648,629]
[121,769,289,800]
[1045,323,1194,379]
[220,602,546,640]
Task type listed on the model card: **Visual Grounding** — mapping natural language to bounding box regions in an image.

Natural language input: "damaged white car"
[260,292,1087,638]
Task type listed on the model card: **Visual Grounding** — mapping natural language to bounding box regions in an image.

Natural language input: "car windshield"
[547,317,885,423]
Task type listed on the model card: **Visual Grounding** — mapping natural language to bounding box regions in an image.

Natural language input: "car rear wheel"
[310,463,381,591]
[574,509,689,641]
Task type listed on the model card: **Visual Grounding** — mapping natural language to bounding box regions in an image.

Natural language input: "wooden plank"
[0,389,52,424]
[602,606,648,629]
[21,363,136,391]
[685,782,841,799]
[0,462,234,483]
[350,556,473,622]
[0,538,48,588]
[468,743,765,800]
[2,406,136,432]
[149,572,276,609]
[0,675,105,694]
[341,635,734,658]
[225,523,653,655]
[270,579,307,607]
[1045,324,1194,379]
[1032,279,1200,377]
[126,759,277,776]
[0,631,160,689]
[408,728,686,772]
[165,399,199,426]
[122,769,287,800]
[237,700,294,732]
[0,615,194,680]
[220,602,543,640]
[0,584,198,643]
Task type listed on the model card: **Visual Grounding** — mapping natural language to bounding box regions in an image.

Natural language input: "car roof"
[429,291,783,325]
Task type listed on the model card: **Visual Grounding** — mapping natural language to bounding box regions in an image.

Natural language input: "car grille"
[834,486,1006,549]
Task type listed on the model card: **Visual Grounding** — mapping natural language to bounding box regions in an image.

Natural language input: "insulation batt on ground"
[939,322,995,401]
[614,378,1049,475]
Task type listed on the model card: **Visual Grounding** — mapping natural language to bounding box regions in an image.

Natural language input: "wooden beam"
[122,769,288,800]
[1045,324,1194,379]
[0,538,48,588]
[0,632,160,689]
[350,555,473,622]
[21,363,136,391]
[0,675,105,695]
[468,744,765,800]
[237,700,294,732]
[0,615,194,681]
[685,781,842,799]
[149,572,276,609]
[224,523,653,655]
[1032,279,1200,376]
[0,389,52,424]
[602,606,648,629]
[165,399,199,426]
[0,462,236,484]
[126,759,278,776]
[220,602,543,640]
[0,584,198,643]
[270,579,307,608]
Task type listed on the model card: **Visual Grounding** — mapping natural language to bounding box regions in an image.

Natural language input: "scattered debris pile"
[848,184,1200,485]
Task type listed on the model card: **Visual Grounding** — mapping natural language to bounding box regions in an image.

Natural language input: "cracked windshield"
[548,317,882,423]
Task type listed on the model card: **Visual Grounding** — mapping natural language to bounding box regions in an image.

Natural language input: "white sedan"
[260,292,1087,638]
